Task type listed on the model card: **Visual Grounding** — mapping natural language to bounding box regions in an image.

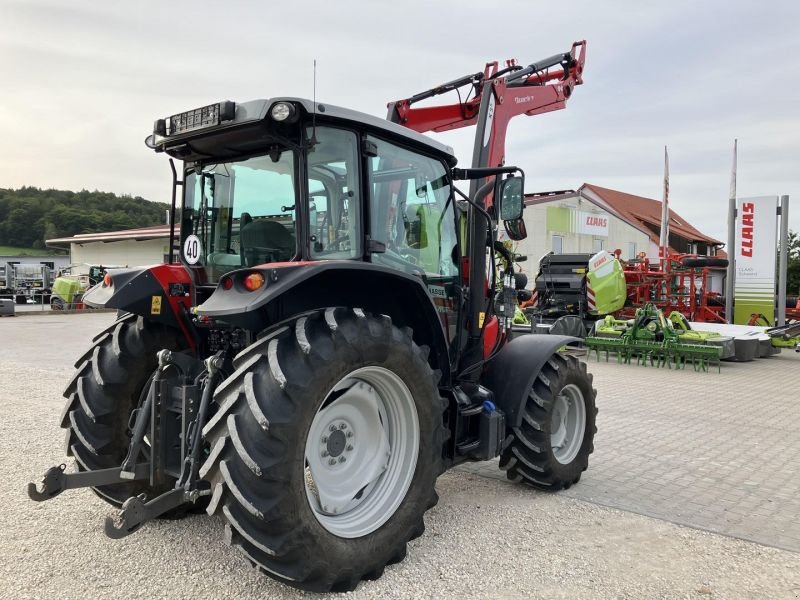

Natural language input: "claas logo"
[741,202,754,257]
[586,215,607,227]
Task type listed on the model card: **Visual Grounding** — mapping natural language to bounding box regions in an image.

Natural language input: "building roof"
[46,225,170,248]
[580,183,722,247]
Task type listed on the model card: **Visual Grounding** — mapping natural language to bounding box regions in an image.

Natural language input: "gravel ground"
[2,315,800,598]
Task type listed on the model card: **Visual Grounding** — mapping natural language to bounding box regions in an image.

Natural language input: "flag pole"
[725,139,737,323]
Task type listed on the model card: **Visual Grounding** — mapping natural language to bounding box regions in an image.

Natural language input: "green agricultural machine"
[524,250,627,336]
[586,303,729,371]
[50,264,111,310]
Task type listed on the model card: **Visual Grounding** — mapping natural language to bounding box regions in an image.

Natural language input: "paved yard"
[2,313,799,598]
[461,348,800,552]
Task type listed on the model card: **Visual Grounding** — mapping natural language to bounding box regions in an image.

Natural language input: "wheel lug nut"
[322,436,328,443]
[346,445,353,451]
[328,458,336,466]
[339,423,347,430]
[346,431,353,438]
[329,425,337,432]
[321,450,329,457]
[338,456,346,463]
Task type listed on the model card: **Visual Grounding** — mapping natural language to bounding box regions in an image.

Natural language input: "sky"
[1,0,799,244]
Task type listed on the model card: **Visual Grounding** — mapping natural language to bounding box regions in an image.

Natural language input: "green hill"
[0,187,169,251]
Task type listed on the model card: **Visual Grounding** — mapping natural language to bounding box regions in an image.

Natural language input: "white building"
[46,225,172,267]
[513,183,726,293]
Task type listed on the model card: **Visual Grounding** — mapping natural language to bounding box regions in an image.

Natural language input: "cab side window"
[367,138,458,278]
[367,137,460,339]
[306,127,361,259]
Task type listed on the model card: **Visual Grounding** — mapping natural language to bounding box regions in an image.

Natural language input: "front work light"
[270,102,296,122]
[165,101,235,135]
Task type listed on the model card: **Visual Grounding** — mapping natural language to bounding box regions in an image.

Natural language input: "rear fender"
[83,264,193,338]
[481,334,579,427]
[196,261,451,380]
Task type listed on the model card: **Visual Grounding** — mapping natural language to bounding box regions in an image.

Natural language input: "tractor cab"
[148,99,460,290]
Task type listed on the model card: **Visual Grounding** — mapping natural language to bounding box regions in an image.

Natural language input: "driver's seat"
[240,213,295,266]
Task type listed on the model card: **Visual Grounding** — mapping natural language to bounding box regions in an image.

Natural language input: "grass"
[0,245,65,257]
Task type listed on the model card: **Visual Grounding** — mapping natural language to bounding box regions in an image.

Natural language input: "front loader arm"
[387,41,586,172]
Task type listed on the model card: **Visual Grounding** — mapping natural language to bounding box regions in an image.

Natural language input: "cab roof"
[151,97,457,166]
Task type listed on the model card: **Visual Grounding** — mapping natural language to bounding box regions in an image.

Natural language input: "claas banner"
[734,196,777,324]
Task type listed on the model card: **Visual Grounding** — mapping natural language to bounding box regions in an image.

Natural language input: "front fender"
[482,334,579,427]
[83,265,193,330]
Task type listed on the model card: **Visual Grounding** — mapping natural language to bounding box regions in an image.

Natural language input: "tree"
[0,187,168,250]
[788,230,800,296]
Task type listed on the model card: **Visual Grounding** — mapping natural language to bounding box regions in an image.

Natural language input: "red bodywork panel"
[149,264,196,349]
[482,315,501,358]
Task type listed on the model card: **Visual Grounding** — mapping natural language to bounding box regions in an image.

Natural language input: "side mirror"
[498,176,524,221]
[497,176,526,240]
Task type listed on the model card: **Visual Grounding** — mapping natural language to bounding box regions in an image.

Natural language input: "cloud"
[1,0,798,240]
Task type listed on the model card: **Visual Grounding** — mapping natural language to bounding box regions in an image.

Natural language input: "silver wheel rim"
[550,383,586,464]
[304,366,419,538]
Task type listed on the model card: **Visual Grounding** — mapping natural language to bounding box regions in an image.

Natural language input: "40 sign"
[734,196,777,324]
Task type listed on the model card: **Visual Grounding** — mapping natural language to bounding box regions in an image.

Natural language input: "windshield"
[182,150,297,282]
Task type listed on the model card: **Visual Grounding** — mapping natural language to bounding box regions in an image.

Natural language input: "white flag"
[729,139,737,202]
[659,146,670,260]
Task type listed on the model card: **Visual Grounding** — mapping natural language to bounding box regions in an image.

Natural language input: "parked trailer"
[3,263,53,304]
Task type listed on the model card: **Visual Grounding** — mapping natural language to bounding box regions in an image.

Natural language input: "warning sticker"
[151,295,162,315]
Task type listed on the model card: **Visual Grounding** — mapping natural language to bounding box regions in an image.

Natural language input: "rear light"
[243,272,265,291]
[103,273,113,287]
[221,277,233,290]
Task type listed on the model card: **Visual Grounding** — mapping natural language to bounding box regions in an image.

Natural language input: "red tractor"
[29,43,596,592]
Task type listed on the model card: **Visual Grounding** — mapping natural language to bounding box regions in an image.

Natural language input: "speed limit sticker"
[183,234,202,265]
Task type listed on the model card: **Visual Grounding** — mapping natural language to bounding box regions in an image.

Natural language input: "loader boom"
[387,41,586,180]
[388,42,586,370]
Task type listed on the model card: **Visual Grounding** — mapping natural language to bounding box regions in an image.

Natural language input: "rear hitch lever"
[27,463,150,502]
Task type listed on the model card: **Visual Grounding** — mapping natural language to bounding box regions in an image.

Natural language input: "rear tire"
[500,353,597,490]
[60,314,184,505]
[200,308,445,592]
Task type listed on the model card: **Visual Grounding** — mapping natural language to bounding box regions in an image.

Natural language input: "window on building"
[592,239,603,253]
[552,235,563,254]
[627,242,636,260]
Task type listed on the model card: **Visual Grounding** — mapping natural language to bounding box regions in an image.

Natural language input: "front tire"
[60,314,184,505]
[200,308,445,592]
[500,353,597,490]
